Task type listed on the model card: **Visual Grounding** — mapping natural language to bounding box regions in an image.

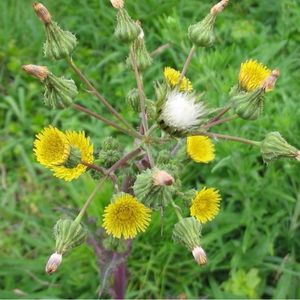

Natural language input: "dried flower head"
[262,69,280,91]
[22,64,49,81]
[110,0,124,9]
[190,187,221,223]
[192,246,207,265]
[50,131,94,181]
[103,193,151,239]
[34,126,70,168]
[164,67,193,92]
[159,91,207,133]
[239,60,272,92]
[45,252,62,274]
[187,136,215,163]
[210,0,229,15]
[33,2,52,24]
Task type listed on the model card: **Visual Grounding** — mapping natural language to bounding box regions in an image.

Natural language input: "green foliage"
[1,0,300,298]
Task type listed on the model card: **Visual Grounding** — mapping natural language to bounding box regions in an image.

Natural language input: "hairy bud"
[33,2,52,24]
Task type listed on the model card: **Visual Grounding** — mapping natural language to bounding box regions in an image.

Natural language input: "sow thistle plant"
[22,0,300,296]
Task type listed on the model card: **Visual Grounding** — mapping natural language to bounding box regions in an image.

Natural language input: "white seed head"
[153,170,174,186]
[192,246,207,265]
[211,0,229,15]
[45,252,62,274]
[110,0,124,9]
[161,91,206,131]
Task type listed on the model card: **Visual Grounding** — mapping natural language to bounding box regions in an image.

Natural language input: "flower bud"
[44,22,77,60]
[153,170,174,186]
[54,219,87,255]
[33,2,52,24]
[44,73,78,109]
[188,0,228,47]
[114,9,141,43]
[33,3,77,59]
[133,168,175,210]
[172,217,202,250]
[110,0,124,9]
[260,132,299,163]
[232,88,265,120]
[126,88,140,112]
[22,64,49,81]
[127,26,152,71]
[192,246,207,265]
[45,252,62,274]
[97,137,122,168]
[64,147,81,168]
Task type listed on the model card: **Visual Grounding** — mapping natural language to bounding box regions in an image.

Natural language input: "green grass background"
[1,0,300,298]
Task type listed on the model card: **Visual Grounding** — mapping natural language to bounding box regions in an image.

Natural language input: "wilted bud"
[133,168,175,210]
[22,64,49,81]
[127,26,152,71]
[54,219,87,255]
[110,0,124,9]
[45,252,62,274]
[260,132,299,163]
[192,246,207,265]
[173,217,206,265]
[153,170,174,186]
[297,152,300,162]
[33,2,52,24]
[232,88,265,120]
[188,0,228,47]
[33,3,77,59]
[114,8,141,43]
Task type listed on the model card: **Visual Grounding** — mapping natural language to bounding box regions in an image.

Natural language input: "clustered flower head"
[21,0,300,283]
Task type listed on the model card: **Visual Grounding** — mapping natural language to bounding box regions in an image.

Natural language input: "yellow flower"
[51,131,94,181]
[187,136,215,163]
[34,126,70,168]
[164,67,193,92]
[239,59,271,92]
[190,187,221,223]
[103,193,151,239]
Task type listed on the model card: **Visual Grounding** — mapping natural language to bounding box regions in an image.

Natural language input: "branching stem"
[178,45,197,87]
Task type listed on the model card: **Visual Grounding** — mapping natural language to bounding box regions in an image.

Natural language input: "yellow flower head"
[103,193,151,239]
[51,131,94,181]
[239,59,272,92]
[187,136,215,163]
[164,67,193,92]
[34,126,70,168]
[190,187,221,223]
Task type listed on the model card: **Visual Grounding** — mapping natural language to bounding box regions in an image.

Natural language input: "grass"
[1,0,300,298]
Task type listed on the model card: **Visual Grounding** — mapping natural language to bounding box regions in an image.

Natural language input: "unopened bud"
[110,0,124,9]
[210,0,229,15]
[33,2,52,24]
[192,246,207,265]
[262,69,280,91]
[45,252,62,274]
[22,65,49,81]
[153,170,174,186]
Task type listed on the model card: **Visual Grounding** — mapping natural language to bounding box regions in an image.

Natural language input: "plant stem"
[209,105,231,123]
[201,132,261,146]
[72,103,143,139]
[204,115,239,129]
[170,199,183,221]
[66,56,134,131]
[74,177,107,223]
[81,161,106,175]
[150,43,171,57]
[178,45,197,87]
[129,48,148,132]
